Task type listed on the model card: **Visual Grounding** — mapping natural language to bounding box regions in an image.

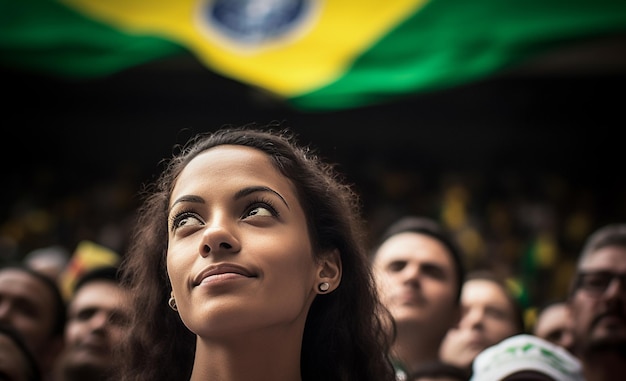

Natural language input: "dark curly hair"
[115,124,396,381]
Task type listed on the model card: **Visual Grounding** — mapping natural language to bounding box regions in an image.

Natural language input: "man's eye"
[421,265,445,280]
[584,275,610,288]
[72,309,96,321]
[15,301,39,319]
[388,261,406,272]
[485,307,508,321]
[109,312,131,327]
[546,330,564,342]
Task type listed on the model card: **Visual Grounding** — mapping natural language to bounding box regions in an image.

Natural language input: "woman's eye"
[246,205,274,217]
[243,200,278,219]
[171,212,203,230]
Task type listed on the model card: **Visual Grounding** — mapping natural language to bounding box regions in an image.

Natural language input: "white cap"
[470,334,584,381]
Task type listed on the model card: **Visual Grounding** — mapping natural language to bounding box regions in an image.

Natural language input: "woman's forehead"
[171,145,297,205]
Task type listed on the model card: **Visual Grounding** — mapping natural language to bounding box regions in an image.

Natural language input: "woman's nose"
[198,224,241,257]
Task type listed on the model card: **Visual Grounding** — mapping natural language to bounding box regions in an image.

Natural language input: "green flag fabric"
[2,0,625,110]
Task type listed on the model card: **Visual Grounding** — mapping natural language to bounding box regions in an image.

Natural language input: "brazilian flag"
[2,0,625,110]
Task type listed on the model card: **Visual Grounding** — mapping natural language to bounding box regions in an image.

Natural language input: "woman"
[116,125,396,381]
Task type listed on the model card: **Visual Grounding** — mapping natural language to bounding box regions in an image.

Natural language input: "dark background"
[1,33,625,309]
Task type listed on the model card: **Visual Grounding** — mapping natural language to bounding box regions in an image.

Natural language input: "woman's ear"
[316,249,342,294]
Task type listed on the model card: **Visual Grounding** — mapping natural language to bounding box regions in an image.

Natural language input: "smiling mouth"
[193,264,255,286]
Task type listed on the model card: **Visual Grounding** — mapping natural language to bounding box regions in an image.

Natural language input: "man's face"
[62,280,131,377]
[569,245,626,355]
[533,302,574,354]
[372,232,459,335]
[0,268,58,356]
[439,278,520,368]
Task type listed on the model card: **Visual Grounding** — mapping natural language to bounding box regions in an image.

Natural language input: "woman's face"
[166,145,322,338]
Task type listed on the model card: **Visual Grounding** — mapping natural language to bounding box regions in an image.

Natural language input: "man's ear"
[315,249,342,294]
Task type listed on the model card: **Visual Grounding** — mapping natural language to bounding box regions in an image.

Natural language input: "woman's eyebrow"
[234,186,290,210]
[169,195,205,212]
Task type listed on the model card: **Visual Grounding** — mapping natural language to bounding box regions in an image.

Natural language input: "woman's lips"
[193,263,255,286]
[198,272,250,285]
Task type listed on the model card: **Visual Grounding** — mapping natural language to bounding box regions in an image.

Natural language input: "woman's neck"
[190,329,303,381]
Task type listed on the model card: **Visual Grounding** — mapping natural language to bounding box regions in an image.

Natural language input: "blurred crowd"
[0,128,625,381]
[2,157,621,316]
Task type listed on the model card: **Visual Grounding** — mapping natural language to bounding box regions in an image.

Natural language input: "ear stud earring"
[318,282,330,292]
